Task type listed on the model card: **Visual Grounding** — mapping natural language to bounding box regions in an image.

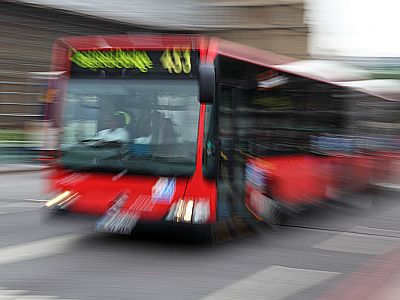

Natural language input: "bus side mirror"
[199,63,215,104]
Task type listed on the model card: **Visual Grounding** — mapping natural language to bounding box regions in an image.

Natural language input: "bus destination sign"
[70,49,193,74]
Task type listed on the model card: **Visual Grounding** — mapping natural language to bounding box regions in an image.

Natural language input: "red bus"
[43,34,400,238]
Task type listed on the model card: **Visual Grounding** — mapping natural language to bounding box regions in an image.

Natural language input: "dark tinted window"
[218,55,348,157]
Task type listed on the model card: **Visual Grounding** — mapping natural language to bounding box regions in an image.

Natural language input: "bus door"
[218,84,251,220]
[216,56,264,221]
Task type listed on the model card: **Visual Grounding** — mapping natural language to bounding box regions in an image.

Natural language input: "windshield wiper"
[80,138,100,143]
[78,139,124,148]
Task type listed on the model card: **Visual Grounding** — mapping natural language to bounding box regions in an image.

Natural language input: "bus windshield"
[61,79,200,176]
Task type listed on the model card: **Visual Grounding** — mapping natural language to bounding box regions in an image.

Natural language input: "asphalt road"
[1,172,400,300]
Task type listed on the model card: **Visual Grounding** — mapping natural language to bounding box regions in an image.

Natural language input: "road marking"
[0,234,85,266]
[0,287,77,299]
[313,231,400,255]
[0,199,45,202]
[0,288,28,298]
[374,182,400,190]
[353,226,400,238]
[24,199,47,203]
[200,266,339,300]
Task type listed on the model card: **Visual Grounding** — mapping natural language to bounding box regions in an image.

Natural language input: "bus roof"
[56,34,398,101]
[59,34,199,52]
[57,34,295,66]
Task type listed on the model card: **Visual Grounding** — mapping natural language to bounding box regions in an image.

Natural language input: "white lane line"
[313,231,400,255]
[0,287,77,299]
[200,266,339,300]
[0,288,28,297]
[353,226,400,238]
[0,234,85,266]
[24,199,47,203]
[0,199,45,202]
[374,182,400,190]
[0,200,43,205]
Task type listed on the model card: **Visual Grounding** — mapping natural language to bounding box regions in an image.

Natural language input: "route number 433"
[160,49,191,74]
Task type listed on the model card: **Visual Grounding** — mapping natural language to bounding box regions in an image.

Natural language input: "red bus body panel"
[245,154,375,217]
[48,169,188,220]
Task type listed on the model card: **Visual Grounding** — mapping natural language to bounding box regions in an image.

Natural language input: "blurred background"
[0,0,301,163]
[1,1,400,300]
[0,0,399,163]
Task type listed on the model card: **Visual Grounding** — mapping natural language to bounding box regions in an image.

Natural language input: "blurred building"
[0,1,145,129]
[0,0,307,129]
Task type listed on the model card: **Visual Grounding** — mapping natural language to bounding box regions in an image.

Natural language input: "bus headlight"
[165,198,210,224]
[192,199,210,224]
[44,190,78,209]
[172,198,194,223]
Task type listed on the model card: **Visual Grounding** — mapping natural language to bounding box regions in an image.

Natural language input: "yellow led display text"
[70,50,153,72]
[70,48,192,74]
[160,49,191,74]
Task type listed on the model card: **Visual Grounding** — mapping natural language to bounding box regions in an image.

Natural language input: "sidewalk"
[321,248,400,300]
[372,271,400,300]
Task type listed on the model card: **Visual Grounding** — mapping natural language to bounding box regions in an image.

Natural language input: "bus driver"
[95,112,129,143]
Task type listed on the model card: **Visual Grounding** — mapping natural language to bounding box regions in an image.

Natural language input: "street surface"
[1,172,400,299]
